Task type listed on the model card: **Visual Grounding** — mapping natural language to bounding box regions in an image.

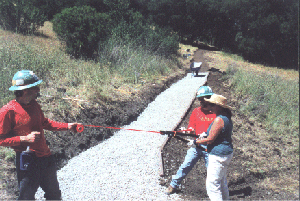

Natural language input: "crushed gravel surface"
[36,72,209,200]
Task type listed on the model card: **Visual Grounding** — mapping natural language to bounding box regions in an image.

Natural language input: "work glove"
[187,127,195,134]
[199,132,207,140]
[179,127,186,133]
[187,139,194,147]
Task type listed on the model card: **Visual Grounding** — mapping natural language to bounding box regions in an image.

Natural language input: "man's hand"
[20,131,41,143]
[68,123,82,133]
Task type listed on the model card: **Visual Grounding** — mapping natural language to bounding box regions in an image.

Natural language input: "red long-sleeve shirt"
[0,100,69,157]
[188,107,216,135]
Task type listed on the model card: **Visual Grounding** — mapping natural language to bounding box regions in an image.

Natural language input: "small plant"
[0,147,15,162]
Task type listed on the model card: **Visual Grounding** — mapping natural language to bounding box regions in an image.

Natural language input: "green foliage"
[44,0,110,15]
[51,2,179,59]
[46,36,179,102]
[0,38,63,106]
[226,66,299,136]
[103,0,130,21]
[146,0,298,69]
[0,0,297,68]
[106,10,179,58]
[0,147,15,161]
[233,0,298,69]
[52,6,111,59]
[98,37,178,85]
[0,28,180,106]
[147,0,234,46]
[147,0,191,37]
[0,0,48,34]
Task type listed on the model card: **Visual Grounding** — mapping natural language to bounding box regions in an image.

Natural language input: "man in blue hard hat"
[0,70,81,200]
[165,85,216,195]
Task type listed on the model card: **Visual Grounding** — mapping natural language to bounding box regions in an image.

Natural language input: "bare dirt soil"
[160,49,299,200]
[1,49,298,200]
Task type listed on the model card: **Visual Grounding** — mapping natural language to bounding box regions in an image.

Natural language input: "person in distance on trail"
[195,94,233,201]
[0,70,81,200]
[165,85,216,195]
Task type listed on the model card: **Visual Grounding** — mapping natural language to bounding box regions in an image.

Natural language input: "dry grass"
[1,21,298,198]
[258,173,299,193]
[206,51,299,81]
[1,22,61,54]
[38,21,58,39]
[1,21,188,117]
[204,48,299,196]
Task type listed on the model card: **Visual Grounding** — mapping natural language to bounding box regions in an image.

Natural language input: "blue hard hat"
[9,70,43,91]
[196,86,214,97]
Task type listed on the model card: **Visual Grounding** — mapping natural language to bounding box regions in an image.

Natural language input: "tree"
[0,0,48,34]
[52,6,111,59]
[233,0,298,68]
[144,0,298,69]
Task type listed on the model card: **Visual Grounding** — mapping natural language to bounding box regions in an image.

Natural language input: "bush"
[52,6,111,59]
[0,0,47,34]
[108,11,179,58]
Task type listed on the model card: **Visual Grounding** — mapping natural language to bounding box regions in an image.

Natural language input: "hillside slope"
[0,24,298,199]
[161,49,299,200]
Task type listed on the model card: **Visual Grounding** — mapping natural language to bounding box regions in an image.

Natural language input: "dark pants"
[16,152,61,200]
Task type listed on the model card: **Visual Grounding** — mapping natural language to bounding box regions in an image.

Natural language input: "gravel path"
[36,72,209,200]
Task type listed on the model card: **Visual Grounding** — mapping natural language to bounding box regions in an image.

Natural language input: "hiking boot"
[165,185,177,195]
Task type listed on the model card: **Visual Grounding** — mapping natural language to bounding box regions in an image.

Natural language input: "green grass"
[54,39,178,102]
[223,63,299,195]
[220,51,245,62]
[0,147,15,161]
[0,30,180,109]
[0,35,63,106]
[226,65,299,137]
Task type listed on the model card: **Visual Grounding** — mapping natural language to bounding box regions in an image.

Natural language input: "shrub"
[0,0,47,34]
[108,11,179,58]
[52,6,110,59]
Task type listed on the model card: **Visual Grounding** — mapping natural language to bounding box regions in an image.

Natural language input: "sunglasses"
[208,103,216,107]
[198,95,211,101]
[26,86,40,91]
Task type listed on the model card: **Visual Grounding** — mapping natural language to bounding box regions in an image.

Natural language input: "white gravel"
[36,73,209,200]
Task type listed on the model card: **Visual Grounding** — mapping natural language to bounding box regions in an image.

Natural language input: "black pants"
[16,153,61,200]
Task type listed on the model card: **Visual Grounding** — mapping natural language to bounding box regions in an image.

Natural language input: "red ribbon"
[76,124,193,134]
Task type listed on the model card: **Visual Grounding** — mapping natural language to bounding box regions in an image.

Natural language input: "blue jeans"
[170,146,208,188]
[16,153,61,200]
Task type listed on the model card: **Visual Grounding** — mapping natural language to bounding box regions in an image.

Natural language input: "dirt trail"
[160,49,299,200]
